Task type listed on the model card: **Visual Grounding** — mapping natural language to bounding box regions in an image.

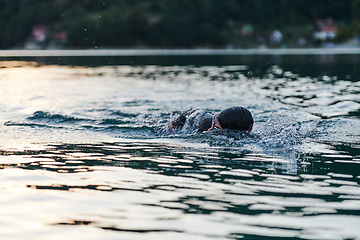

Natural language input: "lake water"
[1,52,360,240]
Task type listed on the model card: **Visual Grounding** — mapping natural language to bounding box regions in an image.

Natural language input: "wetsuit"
[161,109,214,135]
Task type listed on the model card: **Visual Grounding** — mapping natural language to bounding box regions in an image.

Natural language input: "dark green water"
[0,53,360,239]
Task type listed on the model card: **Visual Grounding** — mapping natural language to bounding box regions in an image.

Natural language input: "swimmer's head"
[217,106,253,132]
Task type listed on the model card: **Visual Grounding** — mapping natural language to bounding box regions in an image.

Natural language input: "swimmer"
[160,106,253,135]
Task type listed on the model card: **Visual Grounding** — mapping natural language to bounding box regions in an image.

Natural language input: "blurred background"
[0,0,359,50]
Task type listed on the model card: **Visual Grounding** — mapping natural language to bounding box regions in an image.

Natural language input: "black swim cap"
[217,106,253,131]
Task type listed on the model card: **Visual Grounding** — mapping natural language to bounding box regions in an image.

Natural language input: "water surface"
[0,54,360,239]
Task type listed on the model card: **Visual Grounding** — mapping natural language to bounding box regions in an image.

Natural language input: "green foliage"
[334,0,360,43]
[334,21,360,43]
[0,0,355,49]
[353,0,360,20]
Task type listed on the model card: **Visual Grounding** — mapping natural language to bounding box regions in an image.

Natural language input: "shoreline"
[0,48,360,57]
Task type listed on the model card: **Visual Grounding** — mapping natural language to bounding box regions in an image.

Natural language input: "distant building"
[32,25,48,43]
[313,18,338,41]
[24,25,48,49]
[52,31,68,42]
[25,26,68,49]
[269,30,283,44]
[48,31,68,49]
[242,24,254,37]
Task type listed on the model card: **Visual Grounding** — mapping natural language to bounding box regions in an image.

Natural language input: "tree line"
[0,0,356,49]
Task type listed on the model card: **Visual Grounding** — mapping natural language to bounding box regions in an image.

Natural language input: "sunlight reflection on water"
[0,58,360,239]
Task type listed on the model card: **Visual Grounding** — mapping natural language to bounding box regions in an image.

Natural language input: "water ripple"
[1,62,360,239]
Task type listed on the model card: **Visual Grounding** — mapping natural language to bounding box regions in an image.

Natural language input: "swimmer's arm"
[171,109,196,128]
